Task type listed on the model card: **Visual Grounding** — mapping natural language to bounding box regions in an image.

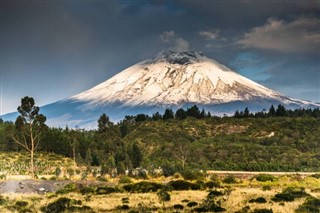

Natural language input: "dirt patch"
[0,180,71,194]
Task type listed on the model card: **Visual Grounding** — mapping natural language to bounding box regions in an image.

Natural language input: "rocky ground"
[0,180,70,194]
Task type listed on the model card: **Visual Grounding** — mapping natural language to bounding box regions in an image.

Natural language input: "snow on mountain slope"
[2,50,319,128]
[72,50,289,108]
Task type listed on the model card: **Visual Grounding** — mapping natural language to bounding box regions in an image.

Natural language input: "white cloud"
[159,30,176,42]
[174,38,189,52]
[199,29,219,40]
[159,30,189,52]
[238,17,320,53]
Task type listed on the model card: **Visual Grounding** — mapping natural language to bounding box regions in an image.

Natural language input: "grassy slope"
[123,116,320,171]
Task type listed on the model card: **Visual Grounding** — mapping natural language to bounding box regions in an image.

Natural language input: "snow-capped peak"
[72,50,311,109]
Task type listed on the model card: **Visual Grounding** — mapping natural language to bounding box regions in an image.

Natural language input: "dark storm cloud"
[1,1,319,114]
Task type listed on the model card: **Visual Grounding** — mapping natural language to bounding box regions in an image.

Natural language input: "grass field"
[0,174,319,212]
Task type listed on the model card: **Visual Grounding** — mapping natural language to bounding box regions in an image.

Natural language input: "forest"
[1,98,320,178]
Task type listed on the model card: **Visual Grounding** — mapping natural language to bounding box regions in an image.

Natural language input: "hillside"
[1,108,320,175]
[122,116,320,172]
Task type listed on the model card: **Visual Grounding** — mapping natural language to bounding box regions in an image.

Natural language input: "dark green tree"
[11,96,46,179]
[98,113,113,132]
[268,105,276,117]
[243,107,250,117]
[276,104,286,117]
[129,142,143,168]
[152,112,162,120]
[175,108,187,120]
[187,105,201,118]
[163,109,174,120]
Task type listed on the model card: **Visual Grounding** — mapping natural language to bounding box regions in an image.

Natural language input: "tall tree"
[11,96,46,179]
[98,113,113,132]
[68,128,79,168]
[163,109,174,120]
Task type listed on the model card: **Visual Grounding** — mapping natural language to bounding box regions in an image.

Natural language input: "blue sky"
[1,1,319,114]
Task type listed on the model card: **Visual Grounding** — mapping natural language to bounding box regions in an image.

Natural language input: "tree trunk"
[30,124,35,179]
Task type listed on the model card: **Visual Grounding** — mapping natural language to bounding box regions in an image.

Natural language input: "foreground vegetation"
[1,103,320,178]
[0,173,319,212]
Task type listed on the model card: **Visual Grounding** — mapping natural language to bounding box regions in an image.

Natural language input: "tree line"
[0,97,319,178]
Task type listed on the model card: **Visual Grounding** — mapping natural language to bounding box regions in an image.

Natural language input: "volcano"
[2,50,318,128]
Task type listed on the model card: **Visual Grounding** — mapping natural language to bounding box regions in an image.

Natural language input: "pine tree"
[163,109,174,120]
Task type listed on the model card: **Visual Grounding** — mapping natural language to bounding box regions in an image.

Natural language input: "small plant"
[123,181,163,193]
[296,197,320,213]
[168,180,198,190]
[95,186,118,195]
[173,204,184,210]
[119,176,133,184]
[249,197,267,203]
[41,197,71,213]
[223,175,237,184]
[56,183,79,194]
[187,201,198,208]
[262,185,272,191]
[255,174,277,182]
[157,187,171,207]
[272,187,309,202]
[311,173,320,179]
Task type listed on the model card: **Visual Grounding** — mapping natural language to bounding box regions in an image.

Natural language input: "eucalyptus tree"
[11,96,46,179]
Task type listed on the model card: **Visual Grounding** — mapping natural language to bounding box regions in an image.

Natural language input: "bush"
[95,186,118,195]
[41,197,71,213]
[119,176,133,184]
[0,196,7,205]
[223,175,237,184]
[168,180,197,190]
[56,183,78,194]
[205,181,220,189]
[181,170,204,181]
[249,197,267,203]
[123,181,163,193]
[173,204,184,210]
[79,186,95,195]
[255,174,277,182]
[272,187,309,202]
[207,190,224,199]
[296,197,320,213]
[187,201,198,208]
[262,185,272,191]
[311,173,320,179]
[253,209,273,213]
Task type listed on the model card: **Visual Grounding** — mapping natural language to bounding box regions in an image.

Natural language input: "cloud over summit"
[238,16,320,53]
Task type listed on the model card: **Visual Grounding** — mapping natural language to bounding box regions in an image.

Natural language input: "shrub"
[157,188,171,205]
[253,209,273,213]
[119,176,133,184]
[223,175,237,184]
[173,204,184,210]
[123,181,163,193]
[79,186,95,195]
[0,196,7,205]
[205,181,220,189]
[311,173,320,179]
[255,174,277,182]
[249,197,267,203]
[272,187,309,202]
[56,183,78,194]
[95,186,118,195]
[41,197,71,213]
[181,170,204,181]
[207,190,224,199]
[262,185,272,191]
[187,201,198,208]
[296,197,320,213]
[168,180,196,190]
